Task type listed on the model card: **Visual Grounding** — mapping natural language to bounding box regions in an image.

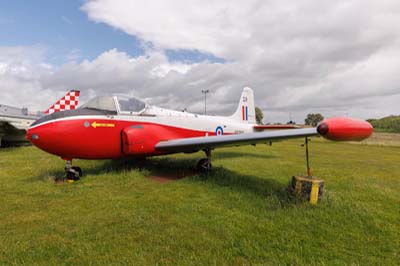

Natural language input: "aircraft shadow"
[30,156,296,206]
[85,157,198,176]
[89,157,294,205]
[28,157,197,182]
[212,150,276,160]
[188,168,294,205]
[29,148,275,182]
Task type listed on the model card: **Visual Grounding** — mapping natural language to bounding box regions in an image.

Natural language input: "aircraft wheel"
[66,167,82,181]
[72,166,83,177]
[196,158,212,172]
[66,171,79,181]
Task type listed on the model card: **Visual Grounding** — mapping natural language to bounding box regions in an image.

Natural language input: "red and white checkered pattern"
[44,90,80,114]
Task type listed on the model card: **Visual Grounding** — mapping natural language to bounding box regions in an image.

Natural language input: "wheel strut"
[205,148,211,163]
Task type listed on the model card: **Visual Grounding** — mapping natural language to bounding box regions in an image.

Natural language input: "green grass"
[0,139,399,265]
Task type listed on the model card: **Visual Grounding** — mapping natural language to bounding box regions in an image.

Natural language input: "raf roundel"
[215,126,224,136]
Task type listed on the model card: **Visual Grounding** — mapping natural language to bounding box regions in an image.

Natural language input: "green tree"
[305,113,324,127]
[255,107,264,125]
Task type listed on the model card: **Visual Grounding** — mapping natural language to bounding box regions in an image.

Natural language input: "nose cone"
[317,117,373,141]
[26,110,70,150]
[26,128,34,141]
[26,127,43,146]
[26,121,63,156]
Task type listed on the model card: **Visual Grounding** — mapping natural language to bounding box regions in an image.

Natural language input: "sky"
[1,0,400,123]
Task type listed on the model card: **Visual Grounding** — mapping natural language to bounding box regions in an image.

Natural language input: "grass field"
[0,138,399,265]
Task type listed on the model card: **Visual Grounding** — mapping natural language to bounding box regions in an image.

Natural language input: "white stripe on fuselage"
[30,106,255,134]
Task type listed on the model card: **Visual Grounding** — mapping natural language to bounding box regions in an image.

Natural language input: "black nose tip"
[317,122,329,135]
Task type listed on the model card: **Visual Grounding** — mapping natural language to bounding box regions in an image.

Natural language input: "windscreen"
[80,96,117,112]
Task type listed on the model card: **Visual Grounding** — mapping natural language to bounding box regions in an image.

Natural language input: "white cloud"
[0,46,57,110]
[1,46,398,122]
[82,0,400,61]
[80,0,400,122]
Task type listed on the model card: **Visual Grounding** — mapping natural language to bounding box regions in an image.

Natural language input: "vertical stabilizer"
[44,90,80,114]
[229,87,256,124]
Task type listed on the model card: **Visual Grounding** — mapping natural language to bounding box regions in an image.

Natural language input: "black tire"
[72,166,82,177]
[66,171,79,181]
[196,158,212,172]
[66,167,81,181]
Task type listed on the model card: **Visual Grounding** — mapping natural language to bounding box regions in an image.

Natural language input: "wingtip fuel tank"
[317,117,373,141]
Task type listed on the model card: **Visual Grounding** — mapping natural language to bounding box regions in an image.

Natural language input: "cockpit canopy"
[117,96,146,113]
[80,95,146,114]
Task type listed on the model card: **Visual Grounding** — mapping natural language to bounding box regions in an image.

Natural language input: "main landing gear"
[196,148,212,172]
[64,159,82,182]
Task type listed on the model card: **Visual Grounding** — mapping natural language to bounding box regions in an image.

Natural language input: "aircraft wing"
[155,117,373,153]
[0,119,27,132]
[4,120,30,130]
[155,128,318,153]
[0,120,29,146]
[253,124,300,130]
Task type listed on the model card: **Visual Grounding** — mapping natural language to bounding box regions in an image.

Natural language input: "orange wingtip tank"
[317,117,373,141]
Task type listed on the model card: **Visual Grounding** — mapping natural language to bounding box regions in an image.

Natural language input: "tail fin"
[229,87,256,124]
[43,90,80,114]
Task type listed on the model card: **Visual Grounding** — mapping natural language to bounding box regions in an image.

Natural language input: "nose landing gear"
[64,159,82,182]
[196,148,212,172]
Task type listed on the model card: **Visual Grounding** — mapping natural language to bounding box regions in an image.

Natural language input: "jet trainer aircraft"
[0,90,80,147]
[26,87,373,181]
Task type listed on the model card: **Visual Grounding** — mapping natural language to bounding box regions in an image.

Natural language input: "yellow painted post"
[291,176,324,204]
[309,181,320,204]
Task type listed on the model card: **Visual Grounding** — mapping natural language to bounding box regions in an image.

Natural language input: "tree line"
[255,107,324,126]
[367,116,400,133]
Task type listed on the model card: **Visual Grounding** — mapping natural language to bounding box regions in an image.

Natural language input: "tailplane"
[44,90,80,114]
[229,87,256,124]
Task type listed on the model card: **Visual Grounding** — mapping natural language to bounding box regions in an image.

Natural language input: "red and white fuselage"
[26,87,373,161]
[27,88,257,159]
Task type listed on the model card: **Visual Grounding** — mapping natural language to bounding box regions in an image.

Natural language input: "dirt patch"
[146,169,197,183]
[357,132,400,146]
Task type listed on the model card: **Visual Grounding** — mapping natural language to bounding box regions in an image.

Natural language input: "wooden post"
[305,137,311,177]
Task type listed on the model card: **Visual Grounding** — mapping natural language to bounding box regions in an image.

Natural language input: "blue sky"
[0,0,221,65]
[0,0,143,64]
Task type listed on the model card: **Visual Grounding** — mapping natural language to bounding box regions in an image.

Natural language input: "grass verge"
[0,139,399,265]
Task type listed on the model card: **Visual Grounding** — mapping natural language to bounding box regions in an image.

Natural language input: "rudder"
[229,87,256,124]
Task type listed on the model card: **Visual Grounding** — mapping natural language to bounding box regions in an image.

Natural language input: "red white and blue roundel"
[215,126,224,136]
